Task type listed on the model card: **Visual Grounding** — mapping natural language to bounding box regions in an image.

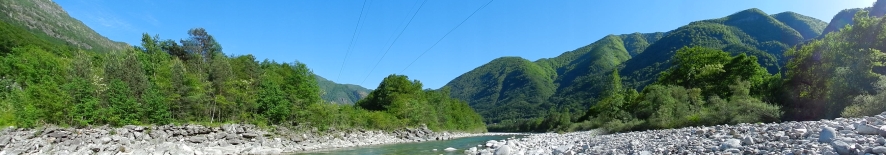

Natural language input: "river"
[297,135,525,155]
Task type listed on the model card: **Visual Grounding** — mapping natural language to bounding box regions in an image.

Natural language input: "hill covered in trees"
[0,0,485,132]
[443,4,886,133]
[0,0,128,52]
[316,75,371,104]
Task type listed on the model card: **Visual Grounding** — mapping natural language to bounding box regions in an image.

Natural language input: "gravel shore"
[0,123,484,155]
[469,112,886,155]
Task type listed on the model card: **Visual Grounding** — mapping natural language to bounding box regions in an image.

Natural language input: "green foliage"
[0,0,128,52]
[316,75,371,104]
[771,11,829,40]
[0,24,486,133]
[784,10,886,120]
[357,75,486,132]
[577,46,782,133]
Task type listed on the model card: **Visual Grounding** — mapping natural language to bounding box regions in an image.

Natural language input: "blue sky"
[55,0,874,89]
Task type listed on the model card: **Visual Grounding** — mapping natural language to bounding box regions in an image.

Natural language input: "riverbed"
[298,135,525,155]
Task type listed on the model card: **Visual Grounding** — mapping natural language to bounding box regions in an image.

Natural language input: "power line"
[336,0,371,82]
[399,0,494,74]
[360,0,429,85]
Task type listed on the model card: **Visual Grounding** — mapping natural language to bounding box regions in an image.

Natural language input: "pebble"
[464,113,886,155]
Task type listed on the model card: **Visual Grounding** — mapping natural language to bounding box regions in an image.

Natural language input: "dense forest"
[476,2,886,133]
[0,18,485,132]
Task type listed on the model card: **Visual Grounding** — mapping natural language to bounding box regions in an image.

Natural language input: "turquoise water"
[297,135,524,155]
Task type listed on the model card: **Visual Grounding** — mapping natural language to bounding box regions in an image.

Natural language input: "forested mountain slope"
[447,8,825,125]
[316,75,371,104]
[0,0,128,52]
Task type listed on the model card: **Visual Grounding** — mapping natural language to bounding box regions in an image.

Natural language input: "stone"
[831,140,851,155]
[444,147,457,152]
[877,137,886,145]
[779,135,790,141]
[719,139,742,150]
[742,136,755,145]
[203,147,240,154]
[873,146,886,154]
[188,136,207,143]
[820,127,837,143]
[466,147,478,154]
[856,124,880,135]
[100,137,113,144]
[248,147,283,154]
[242,133,259,139]
[880,125,886,137]
[494,145,510,155]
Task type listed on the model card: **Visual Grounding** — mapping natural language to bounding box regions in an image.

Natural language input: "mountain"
[445,8,823,123]
[820,0,886,37]
[446,34,658,123]
[315,75,371,104]
[0,0,128,52]
[821,8,867,36]
[445,57,556,122]
[621,8,798,89]
[771,11,828,40]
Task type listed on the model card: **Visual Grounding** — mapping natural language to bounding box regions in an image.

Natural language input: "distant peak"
[730,8,768,17]
[772,11,799,16]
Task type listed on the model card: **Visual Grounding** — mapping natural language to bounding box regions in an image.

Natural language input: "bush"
[842,76,886,118]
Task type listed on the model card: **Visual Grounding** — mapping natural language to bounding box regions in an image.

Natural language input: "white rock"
[444,147,457,152]
[819,127,837,143]
[494,145,510,155]
[719,139,741,150]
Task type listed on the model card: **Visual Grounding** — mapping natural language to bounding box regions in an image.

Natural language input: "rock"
[820,127,837,143]
[494,145,510,155]
[100,137,113,144]
[873,146,886,154]
[856,124,880,135]
[444,147,457,152]
[203,147,240,154]
[742,136,755,145]
[242,133,259,139]
[880,126,886,137]
[720,139,742,150]
[246,147,283,154]
[779,135,790,141]
[831,140,851,155]
[466,147,478,155]
[878,137,886,145]
[188,135,207,143]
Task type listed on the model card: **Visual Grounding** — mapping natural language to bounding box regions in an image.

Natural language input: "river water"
[297,135,524,155]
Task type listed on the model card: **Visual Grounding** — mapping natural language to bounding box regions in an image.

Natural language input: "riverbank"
[0,123,493,155]
[469,112,886,154]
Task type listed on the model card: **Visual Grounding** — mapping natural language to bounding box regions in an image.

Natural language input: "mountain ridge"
[445,8,828,124]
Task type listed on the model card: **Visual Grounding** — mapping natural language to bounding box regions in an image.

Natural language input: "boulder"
[741,136,755,145]
[873,146,886,154]
[719,139,742,150]
[228,139,244,145]
[880,125,886,137]
[494,145,510,155]
[465,147,478,155]
[855,124,880,135]
[819,127,837,143]
[831,140,851,155]
[188,136,207,143]
[242,133,259,139]
[444,147,457,152]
